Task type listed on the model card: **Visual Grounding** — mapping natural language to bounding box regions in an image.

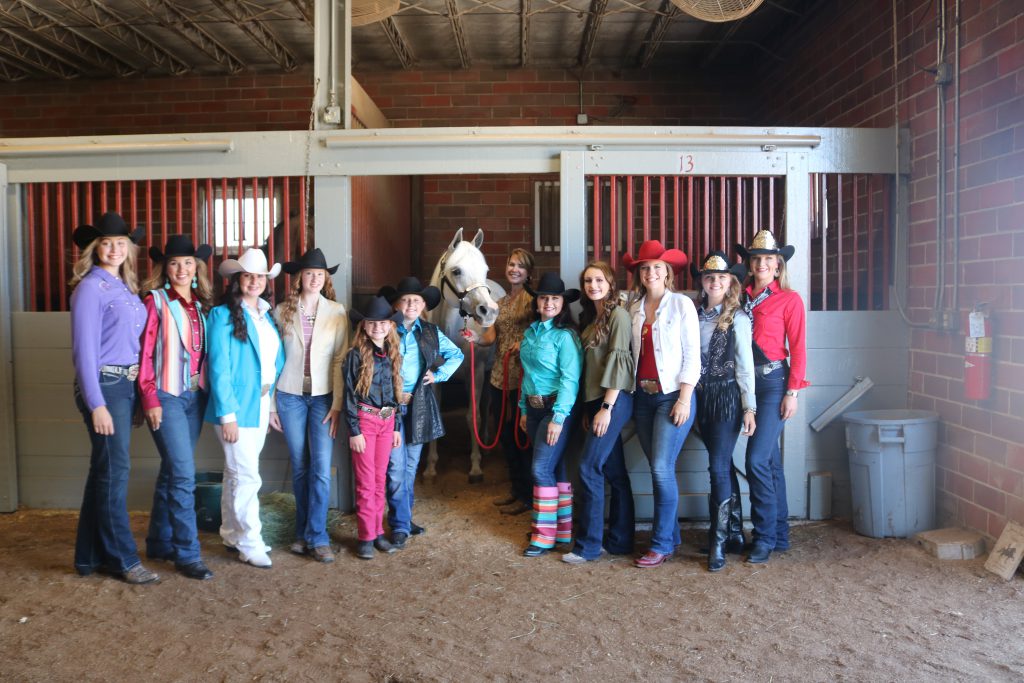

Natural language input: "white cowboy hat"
[218,247,282,279]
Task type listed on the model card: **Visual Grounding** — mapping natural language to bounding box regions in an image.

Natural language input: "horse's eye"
[451,268,462,277]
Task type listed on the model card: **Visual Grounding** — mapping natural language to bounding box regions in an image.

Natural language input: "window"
[201,183,283,251]
[533,179,627,254]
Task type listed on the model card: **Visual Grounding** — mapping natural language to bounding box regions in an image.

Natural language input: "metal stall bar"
[592,174,602,260]
[609,175,619,272]
[41,184,50,312]
[867,174,875,309]
[56,183,66,302]
[852,175,859,310]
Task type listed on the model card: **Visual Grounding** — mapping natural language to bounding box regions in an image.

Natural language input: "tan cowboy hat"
[218,247,281,279]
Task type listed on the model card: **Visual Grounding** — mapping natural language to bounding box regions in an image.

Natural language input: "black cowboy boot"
[708,498,730,572]
[725,492,746,554]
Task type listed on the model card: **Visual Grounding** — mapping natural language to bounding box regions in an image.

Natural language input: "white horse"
[423,228,505,483]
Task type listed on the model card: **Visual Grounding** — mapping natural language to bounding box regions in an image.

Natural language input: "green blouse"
[580,305,635,403]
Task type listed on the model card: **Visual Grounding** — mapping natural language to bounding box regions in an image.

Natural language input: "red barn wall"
[756,0,1024,538]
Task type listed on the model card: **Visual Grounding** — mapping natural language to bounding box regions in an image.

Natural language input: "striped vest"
[150,288,207,396]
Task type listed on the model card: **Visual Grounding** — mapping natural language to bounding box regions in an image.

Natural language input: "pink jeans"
[351,411,395,541]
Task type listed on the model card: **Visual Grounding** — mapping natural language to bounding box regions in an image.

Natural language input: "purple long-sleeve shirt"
[70,266,147,412]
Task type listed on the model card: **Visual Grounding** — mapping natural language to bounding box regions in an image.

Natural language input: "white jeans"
[216,394,271,555]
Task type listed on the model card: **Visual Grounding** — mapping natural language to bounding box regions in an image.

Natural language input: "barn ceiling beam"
[444,0,471,68]
[209,0,298,71]
[577,0,608,67]
[520,0,529,66]
[286,0,313,25]
[637,0,678,69]
[126,0,245,74]
[380,17,414,69]
[50,0,191,75]
[3,0,139,76]
[0,27,82,78]
[0,53,33,80]
[698,18,744,68]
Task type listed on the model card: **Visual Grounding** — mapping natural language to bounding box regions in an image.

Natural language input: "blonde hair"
[744,254,792,292]
[350,322,403,399]
[699,274,743,332]
[627,260,676,306]
[141,259,214,313]
[69,238,140,294]
[275,270,337,337]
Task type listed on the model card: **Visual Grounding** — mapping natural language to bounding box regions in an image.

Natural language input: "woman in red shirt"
[736,230,810,564]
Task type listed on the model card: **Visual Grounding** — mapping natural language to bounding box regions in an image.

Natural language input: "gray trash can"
[844,409,939,538]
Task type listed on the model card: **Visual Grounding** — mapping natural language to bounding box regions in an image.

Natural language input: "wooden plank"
[806,311,910,349]
[985,521,1024,580]
[12,349,75,385]
[15,386,79,421]
[12,312,71,348]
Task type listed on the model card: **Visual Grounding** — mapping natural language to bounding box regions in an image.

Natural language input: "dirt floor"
[2,450,1024,683]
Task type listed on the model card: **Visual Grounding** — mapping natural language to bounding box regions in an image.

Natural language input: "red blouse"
[636,322,660,384]
[745,280,810,391]
[138,289,205,411]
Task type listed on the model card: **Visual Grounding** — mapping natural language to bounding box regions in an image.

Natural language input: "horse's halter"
[438,249,491,322]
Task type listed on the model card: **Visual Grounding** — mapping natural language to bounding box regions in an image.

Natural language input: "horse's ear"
[472,229,484,249]
[449,228,464,250]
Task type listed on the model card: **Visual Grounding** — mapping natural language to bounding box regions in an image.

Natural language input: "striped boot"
[556,482,573,545]
[529,485,559,549]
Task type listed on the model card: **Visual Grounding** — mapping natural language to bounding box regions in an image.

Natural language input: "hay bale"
[258,491,356,547]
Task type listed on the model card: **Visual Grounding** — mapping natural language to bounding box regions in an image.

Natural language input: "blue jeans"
[387,407,426,535]
[633,389,697,555]
[526,405,573,487]
[74,373,141,574]
[697,412,742,507]
[277,391,335,547]
[744,366,789,548]
[146,389,208,564]
[574,394,635,559]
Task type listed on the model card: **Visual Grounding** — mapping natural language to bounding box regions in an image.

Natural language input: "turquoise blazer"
[204,303,285,428]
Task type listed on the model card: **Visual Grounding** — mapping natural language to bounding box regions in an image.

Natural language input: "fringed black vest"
[696,323,741,425]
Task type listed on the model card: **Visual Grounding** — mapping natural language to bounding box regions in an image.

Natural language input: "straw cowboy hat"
[524,272,580,304]
[689,250,747,282]
[282,247,339,275]
[218,247,282,279]
[735,229,795,262]
[349,295,404,324]
[72,211,145,249]
[149,234,212,263]
[377,276,442,311]
[621,239,689,272]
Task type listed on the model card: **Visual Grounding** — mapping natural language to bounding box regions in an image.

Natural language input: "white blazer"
[274,295,348,411]
[630,290,701,392]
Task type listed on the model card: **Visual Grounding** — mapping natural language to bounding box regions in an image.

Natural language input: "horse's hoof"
[468,474,484,484]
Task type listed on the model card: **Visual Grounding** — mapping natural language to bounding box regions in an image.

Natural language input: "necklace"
[299,301,317,324]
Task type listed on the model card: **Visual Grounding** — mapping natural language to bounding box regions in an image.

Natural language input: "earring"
[191,276,198,289]
[163,281,171,290]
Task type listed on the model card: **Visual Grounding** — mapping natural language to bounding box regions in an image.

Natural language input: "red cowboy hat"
[621,240,689,272]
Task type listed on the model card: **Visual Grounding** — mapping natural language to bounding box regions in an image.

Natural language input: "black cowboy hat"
[282,247,340,275]
[72,211,145,249]
[349,296,403,324]
[524,272,580,304]
[377,276,442,311]
[735,229,795,262]
[689,250,747,282]
[149,234,212,263]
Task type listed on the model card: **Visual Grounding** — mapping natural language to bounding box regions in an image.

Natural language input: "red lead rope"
[466,341,530,450]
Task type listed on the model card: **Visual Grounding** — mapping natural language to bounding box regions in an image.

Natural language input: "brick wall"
[355,67,752,128]
[758,0,1024,539]
[0,71,315,137]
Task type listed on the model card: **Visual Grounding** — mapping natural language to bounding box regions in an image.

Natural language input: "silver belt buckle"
[189,374,200,392]
[526,395,544,409]
[379,406,395,419]
[125,364,140,382]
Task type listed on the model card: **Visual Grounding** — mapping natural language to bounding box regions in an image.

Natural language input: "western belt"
[358,403,396,419]
[100,364,139,381]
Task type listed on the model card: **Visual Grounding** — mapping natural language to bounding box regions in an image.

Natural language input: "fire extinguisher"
[964,304,992,401]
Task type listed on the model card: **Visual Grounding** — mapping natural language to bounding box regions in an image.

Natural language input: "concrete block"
[914,527,987,560]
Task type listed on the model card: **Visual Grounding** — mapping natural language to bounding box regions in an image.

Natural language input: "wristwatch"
[785,390,799,398]
[601,401,614,410]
